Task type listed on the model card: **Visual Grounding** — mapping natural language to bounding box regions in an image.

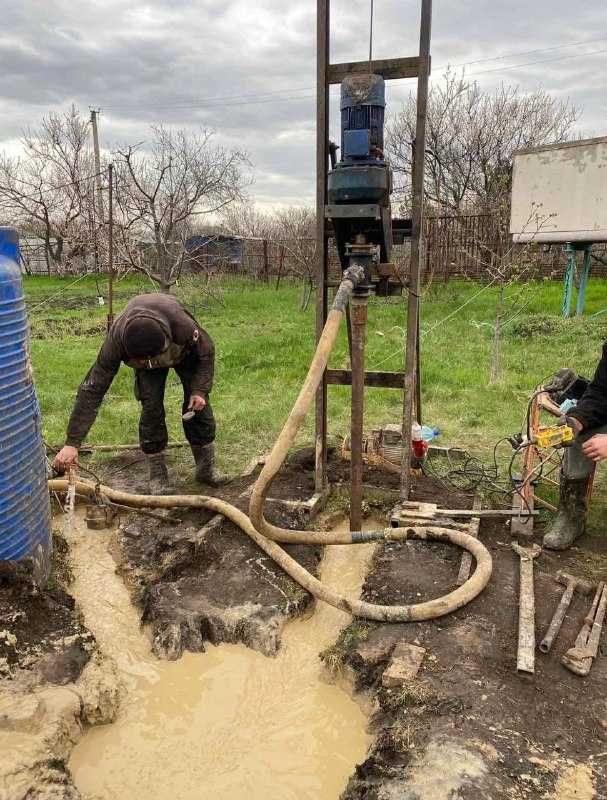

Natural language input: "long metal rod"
[315,0,330,496]
[350,295,368,531]
[368,0,374,71]
[107,162,114,328]
[400,0,432,499]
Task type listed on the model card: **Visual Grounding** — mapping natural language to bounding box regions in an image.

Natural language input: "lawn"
[25,272,607,518]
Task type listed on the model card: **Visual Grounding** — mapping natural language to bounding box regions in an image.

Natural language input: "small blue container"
[0,227,51,583]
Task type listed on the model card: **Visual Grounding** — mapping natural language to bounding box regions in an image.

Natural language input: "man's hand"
[52,445,79,474]
[188,394,207,412]
[582,434,607,463]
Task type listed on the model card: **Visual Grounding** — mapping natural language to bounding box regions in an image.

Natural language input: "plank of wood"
[457,496,482,586]
[328,56,425,84]
[326,369,406,389]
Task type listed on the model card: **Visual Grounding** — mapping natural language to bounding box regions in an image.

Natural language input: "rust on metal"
[512,542,542,675]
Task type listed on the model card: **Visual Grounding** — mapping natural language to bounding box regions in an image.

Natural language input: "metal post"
[107,163,114,328]
[562,242,575,318]
[350,295,368,532]
[400,0,432,499]
[576,244,592,317]
[315,0,330,496]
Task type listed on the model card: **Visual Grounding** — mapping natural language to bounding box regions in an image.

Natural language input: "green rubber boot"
[146,452,171,495]
[543,474,589,551]
[191,443,231,487]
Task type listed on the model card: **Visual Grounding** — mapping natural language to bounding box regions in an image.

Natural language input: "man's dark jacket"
[570,344,607,431]
[65,294,214,447]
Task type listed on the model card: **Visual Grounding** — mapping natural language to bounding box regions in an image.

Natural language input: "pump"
[327,73,395,297]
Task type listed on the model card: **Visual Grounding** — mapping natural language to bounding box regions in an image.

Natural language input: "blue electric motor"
[0,227,52,584]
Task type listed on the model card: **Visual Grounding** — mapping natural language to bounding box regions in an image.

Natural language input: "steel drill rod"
[350,296,367,532]
[562,583,607,676]
[512,543,541,674]
[539,581,576,654]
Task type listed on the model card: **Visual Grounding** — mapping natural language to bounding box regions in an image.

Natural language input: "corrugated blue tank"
[0,227,51,583]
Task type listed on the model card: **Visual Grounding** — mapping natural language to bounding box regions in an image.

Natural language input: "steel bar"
[350,295,368,532]
[562,582,607,676]
[539,583,574,654]
[400,0,432,500]
[107,162,114,328]
[326,369,405,388]
[314,0,330,496]
[512,542,542,674]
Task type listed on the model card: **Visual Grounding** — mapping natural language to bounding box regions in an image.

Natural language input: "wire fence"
[18,211,607,283]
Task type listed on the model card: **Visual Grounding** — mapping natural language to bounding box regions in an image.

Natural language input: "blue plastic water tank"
[0,227,52,583]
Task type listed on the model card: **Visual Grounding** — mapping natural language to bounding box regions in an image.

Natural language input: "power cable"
[97,37,607,112]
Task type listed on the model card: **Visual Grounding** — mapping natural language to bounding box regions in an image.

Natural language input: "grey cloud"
[0,0,605,208]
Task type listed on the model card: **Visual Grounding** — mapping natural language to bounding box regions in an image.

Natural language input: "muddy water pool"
[68,515,377,799]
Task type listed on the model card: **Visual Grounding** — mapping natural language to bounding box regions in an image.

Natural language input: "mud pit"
[69,515,374,800]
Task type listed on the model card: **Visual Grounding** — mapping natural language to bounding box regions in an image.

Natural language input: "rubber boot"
[192,443,231,487]
[543,474,589,551]
[146,452,171,495]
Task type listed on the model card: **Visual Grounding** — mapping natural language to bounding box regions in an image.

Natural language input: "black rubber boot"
[543,474,589,551]
[146,453,171,495]
[191,443,231,487]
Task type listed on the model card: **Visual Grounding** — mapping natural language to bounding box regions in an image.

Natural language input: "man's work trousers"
[563,425,607,479]
[134,352,216,455]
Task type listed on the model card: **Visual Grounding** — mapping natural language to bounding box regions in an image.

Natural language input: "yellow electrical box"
[535,424,574,449]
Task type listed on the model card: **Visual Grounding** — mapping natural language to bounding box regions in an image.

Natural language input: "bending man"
[52,292,229,493]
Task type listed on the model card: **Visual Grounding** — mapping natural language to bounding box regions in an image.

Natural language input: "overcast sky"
[1,0,606,211]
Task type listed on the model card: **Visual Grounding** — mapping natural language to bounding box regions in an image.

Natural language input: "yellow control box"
[535,424,574,449]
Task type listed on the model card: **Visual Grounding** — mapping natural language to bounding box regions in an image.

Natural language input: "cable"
[96,38,607,113]
[27,272,94,314]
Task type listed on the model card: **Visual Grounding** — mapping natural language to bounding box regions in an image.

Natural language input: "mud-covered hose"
[48,478,492,622]
[249,265,366,545]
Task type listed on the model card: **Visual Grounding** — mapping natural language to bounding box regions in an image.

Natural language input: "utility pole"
[107,163,114,328]
[90,109,104,224]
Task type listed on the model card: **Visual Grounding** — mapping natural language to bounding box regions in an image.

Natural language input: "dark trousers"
[134,353,216,455]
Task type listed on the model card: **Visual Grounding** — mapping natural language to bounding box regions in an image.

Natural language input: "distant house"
[184,234,244,273]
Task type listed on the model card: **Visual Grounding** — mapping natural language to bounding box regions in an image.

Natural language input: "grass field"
[25,273,607,508]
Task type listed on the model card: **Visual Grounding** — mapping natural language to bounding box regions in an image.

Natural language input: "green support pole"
[562,243,575,318]
[576,244,592,317]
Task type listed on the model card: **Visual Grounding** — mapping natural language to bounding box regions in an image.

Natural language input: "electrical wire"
[96,37,607,112]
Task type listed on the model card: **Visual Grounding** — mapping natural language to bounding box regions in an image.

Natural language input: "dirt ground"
[2,446,607,798]
[107,448,607,798]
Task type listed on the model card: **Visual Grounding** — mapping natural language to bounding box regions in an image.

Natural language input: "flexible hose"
[48,478,492,622]
[49,270,492,622]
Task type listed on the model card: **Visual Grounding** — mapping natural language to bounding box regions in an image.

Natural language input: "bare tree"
[0,107,96,274]
[387,71,579,214]
[113,126,249,291]
[273,206,316,309]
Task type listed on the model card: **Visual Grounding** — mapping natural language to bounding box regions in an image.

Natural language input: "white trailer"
[510,136,607,244]
[510,136,607,316]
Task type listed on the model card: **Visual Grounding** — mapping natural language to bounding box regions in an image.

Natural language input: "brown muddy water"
[67,515,377,800]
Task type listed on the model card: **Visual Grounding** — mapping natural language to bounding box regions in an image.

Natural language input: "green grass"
[25,273,607,520]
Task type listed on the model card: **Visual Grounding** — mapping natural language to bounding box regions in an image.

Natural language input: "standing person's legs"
[543,425,604,550]
[134,368,170,492]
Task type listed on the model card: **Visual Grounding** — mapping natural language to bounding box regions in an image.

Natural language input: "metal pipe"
[512,542,541,674]
[350,294,368,532]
